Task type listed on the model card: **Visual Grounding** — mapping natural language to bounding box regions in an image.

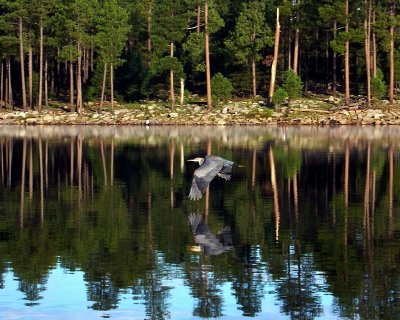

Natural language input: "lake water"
[0,125,399,320]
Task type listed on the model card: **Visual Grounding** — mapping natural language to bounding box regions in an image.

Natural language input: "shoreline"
[1,98,400,126]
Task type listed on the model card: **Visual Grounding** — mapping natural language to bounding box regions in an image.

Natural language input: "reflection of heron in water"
[187,155,234,200]
[189,213,233,255]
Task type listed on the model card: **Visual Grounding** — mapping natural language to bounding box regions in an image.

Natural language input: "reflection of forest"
[0,126,400,319]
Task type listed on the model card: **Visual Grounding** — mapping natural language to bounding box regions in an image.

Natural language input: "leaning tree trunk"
[100,62,107,113]
[170,41,176,110]
[389,3,395,104]
[38,24,43,112]
[110,63,114,114]
[19,18,27,111]
[269,8,281,103]
[205,0,212,109]
[345,0,350,105]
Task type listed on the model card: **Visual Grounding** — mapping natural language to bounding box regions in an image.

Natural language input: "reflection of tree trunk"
[180,143,184,173]
[77,136,82,201]
[269,147,280,241]
[252,149,256,188]
[39,138,44,223]
[8,140,13,187]
[344,142,349,208]
[205,139,212,220]
[29,140,33,200]
[363,143,371,260]
[293,174,299,222]
[170,140,175,208]
[20,139,27,228]
[110,137,114,186]
[388,145,393,238]
[45,141,48,189]
[0,139,3,183]
[100,139,108,186]
[70,138,74,185]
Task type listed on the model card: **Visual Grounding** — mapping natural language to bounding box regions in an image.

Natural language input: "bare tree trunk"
[100,62,107,113]
[269,8,281,103]
[205,0,212,109]
[90,47,94,73]
[28,47,33,109]
[293,2,300,74]
[252,58,257,97]
[7,59,13,108]
[287,17,291,70]
[0,60,3,109]
[364,0,371,107]
[19,18,27,111]
[5,61,9,109]
[345,0,350,105]
[170,42,176,110]
[333,20,337,97]
[38,25,43,112]
[372,8,377,78]
[197,1,201,32]
[69,61,75,112]
[147,0,153,67]
[389,3,395,104]
[44,54,49,108]
[76,43,83,114]
[110,63,114,114]
[180,78,184,106]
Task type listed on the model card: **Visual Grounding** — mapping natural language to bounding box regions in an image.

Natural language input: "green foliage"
[282,70,303,103]
[371,70,387,100]
[272,87,288,106]
[211,72,233,104]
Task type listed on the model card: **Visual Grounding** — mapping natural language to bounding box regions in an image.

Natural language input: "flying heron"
[187,155,234,200]
[188,213,232,255]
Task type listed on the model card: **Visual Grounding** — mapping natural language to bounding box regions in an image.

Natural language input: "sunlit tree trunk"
[38,24,43,112]
[76,43,83,114]
[0,60,3,109]
[44,54,49,108]
[28,47,33,109]
[345,0,350,105]
[19,18,27,111]
[252,58,257,97]
[180,78,184,106]
[364,0,371,107]
[69,61,75,112]
[170,42,176,110]
[205,0,212,109]
[7,59,13,108]
[389,2,395,104]
[100,62,107,113]
[293,2,300,75]
[110,63,114,114]
[269,8,280,103]
[333,20,337,97]
[372,8,377,77]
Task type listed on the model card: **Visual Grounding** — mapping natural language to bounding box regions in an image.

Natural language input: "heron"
[187,155,234,200]
[188,213,232,255]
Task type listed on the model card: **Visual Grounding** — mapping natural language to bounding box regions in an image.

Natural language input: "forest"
[0,0,399,113]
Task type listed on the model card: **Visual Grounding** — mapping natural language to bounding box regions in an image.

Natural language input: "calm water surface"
[0,125,400,320]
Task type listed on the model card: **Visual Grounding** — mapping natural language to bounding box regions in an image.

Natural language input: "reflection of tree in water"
[18,279,47,306]
[86,275,119,310]
[275,246,322,320]
[231,245,265,317]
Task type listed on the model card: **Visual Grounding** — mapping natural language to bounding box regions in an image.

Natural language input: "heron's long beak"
[187,159,197,162]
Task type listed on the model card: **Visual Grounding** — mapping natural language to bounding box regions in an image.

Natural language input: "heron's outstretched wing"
[188,157,224,200]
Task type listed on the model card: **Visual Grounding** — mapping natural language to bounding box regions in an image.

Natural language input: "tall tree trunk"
[345,0,350,105]
[7,59,13,108]
[252,58,257,97]
[110,63,114,114]
[180,78,184,106]
[287,17,291,70]
[5,61,9,109]
[364,0,371,107]
[38,24,43,112]
[44,54,48,108]
[90,47,94,73]
[19,18,27,111]
[333,20,337,97]
[147,0,153,67]
[197,1,201,32]
[269,8,281,103]
[372,8,377,77]
[69,61,75,112]
[100,62,107,113]
[205,0,212,109]
[28,47,33,109]
[170,41,176,110]
[389,3,395,104]
[76,43,83,114]
[0,60,3,109]
[293,2,300,74]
